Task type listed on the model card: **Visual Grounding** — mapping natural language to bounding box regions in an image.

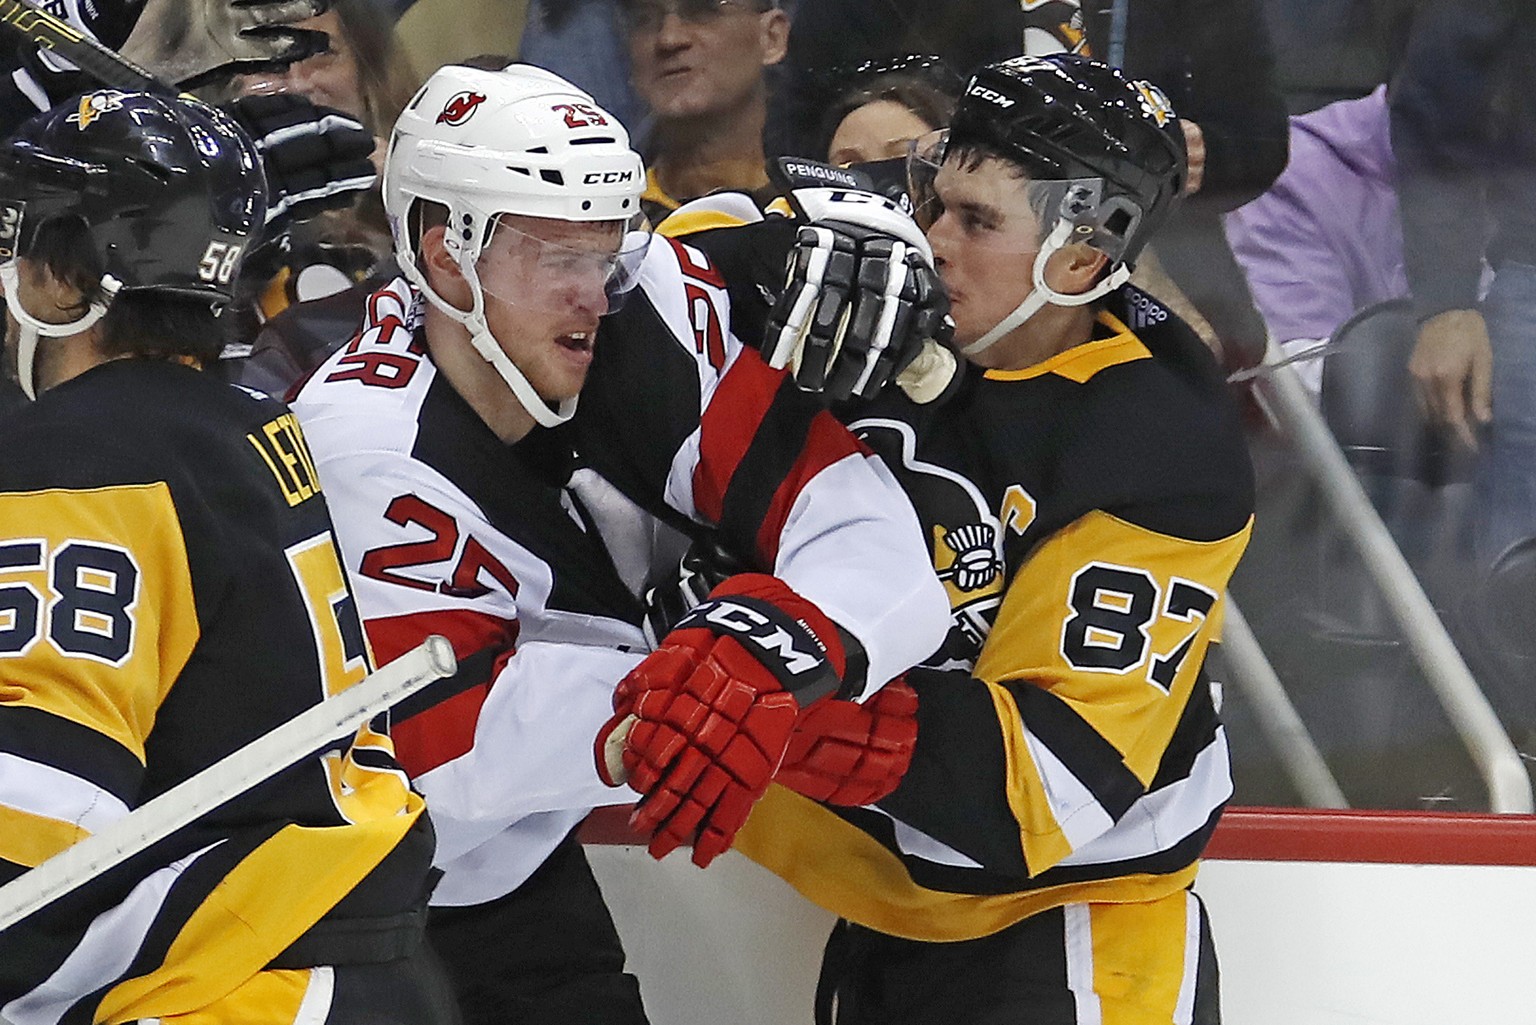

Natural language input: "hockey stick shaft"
[0,635,457,934]
[0,0,172,94]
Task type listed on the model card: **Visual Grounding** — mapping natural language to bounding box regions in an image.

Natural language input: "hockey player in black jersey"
[0,92,453,1023]
[687,55,1252,1024]
[289,62,948,1024]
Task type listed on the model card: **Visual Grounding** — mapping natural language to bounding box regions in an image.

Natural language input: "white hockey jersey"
[292,233,947,906]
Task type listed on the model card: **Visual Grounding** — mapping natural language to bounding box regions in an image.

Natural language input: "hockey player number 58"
[0,539,139,666]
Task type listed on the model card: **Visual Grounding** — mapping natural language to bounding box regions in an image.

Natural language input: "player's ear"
[1043,242,1110,298]
[419,224,470,306]
[760,7,789,66]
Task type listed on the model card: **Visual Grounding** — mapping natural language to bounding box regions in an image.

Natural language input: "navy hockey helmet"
[911,55,1186,354]
[941,53,1185,267]
[0,90,267,304]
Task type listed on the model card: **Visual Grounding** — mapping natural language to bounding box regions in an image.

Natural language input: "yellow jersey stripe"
[0,802,91,868]
[983,311,1152,383]
[97,793,424,1022]
[734,785,1198,942]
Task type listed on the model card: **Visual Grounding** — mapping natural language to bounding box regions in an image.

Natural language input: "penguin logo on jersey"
[436,91,487,126]
[940,523,1003,592]
[1021,0,1089,56]
[850,417,1005,665]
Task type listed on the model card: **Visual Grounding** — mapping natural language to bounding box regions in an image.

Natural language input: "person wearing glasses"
[618,0,789,223]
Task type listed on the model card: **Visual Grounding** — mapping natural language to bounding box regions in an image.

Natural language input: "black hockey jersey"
[734,288,1255,941]
[0,361,433,1021]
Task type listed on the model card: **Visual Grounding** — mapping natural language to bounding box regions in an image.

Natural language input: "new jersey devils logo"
[436,91,487,126]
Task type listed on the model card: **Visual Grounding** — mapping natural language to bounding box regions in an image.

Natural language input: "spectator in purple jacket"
[1225,86,1408,393]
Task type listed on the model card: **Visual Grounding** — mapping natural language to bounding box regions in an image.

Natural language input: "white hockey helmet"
[384,62,649,426]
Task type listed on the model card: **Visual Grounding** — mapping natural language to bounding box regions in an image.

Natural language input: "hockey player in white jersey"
[290,62,948,1024]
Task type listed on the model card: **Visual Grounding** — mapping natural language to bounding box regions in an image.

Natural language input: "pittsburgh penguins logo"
[1021,0,1090,57]
[852,417,1004,666]
[1133,81,1175,128]
[940,523,1003,592]
[66,91,125,132]
[436,91,487,127]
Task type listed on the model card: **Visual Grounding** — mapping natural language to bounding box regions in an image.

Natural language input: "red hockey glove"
[774,677,918,807]
[594,574,848,868]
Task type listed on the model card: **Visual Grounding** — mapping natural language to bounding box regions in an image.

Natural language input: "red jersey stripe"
[692,352,780,523]
[365,607,519,776]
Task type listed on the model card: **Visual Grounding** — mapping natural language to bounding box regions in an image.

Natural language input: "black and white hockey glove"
[764,188,956,404]
[222,93,377,231]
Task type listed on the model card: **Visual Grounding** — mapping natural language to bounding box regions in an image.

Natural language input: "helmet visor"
[907,129,1103,257]
[475,212,650,317]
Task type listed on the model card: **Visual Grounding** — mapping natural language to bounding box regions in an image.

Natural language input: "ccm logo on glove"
[673,596,827,685]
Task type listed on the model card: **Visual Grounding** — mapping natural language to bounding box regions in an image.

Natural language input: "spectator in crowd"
[1390,0,1536,565]
[818,59,959,168]
[290,61,947,1025]
[619,0,789,222]
[0,90,451,1024]
[1225,85,1407,394]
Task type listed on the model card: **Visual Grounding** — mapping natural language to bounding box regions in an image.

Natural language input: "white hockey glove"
[764,188,957,404]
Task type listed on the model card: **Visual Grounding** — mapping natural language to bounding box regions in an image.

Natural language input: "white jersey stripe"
[1173,891,1202,1025]
[0,751,130,839]
[1063,902,1103,1025]
[1056,728,1231,868]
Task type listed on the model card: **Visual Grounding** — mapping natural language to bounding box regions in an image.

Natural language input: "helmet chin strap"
[406,247,578,430]
[1,264,118,400]
[961,220,1133,357]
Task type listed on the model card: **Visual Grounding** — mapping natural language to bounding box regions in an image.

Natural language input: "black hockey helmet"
[0,90,267,305]
[920,53,1185,267]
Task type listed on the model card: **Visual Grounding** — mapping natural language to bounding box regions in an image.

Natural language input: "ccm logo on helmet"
[583,170,635,185]
[966,84,1015,108]
[436,91,487,126]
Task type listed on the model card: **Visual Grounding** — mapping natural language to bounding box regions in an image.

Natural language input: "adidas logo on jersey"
[1126,290,1169,330]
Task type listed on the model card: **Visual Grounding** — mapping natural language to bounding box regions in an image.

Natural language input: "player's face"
[474,215,625,404]
[626,0,788,122]
[924,155,1045,359]
[827,101,935,167]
